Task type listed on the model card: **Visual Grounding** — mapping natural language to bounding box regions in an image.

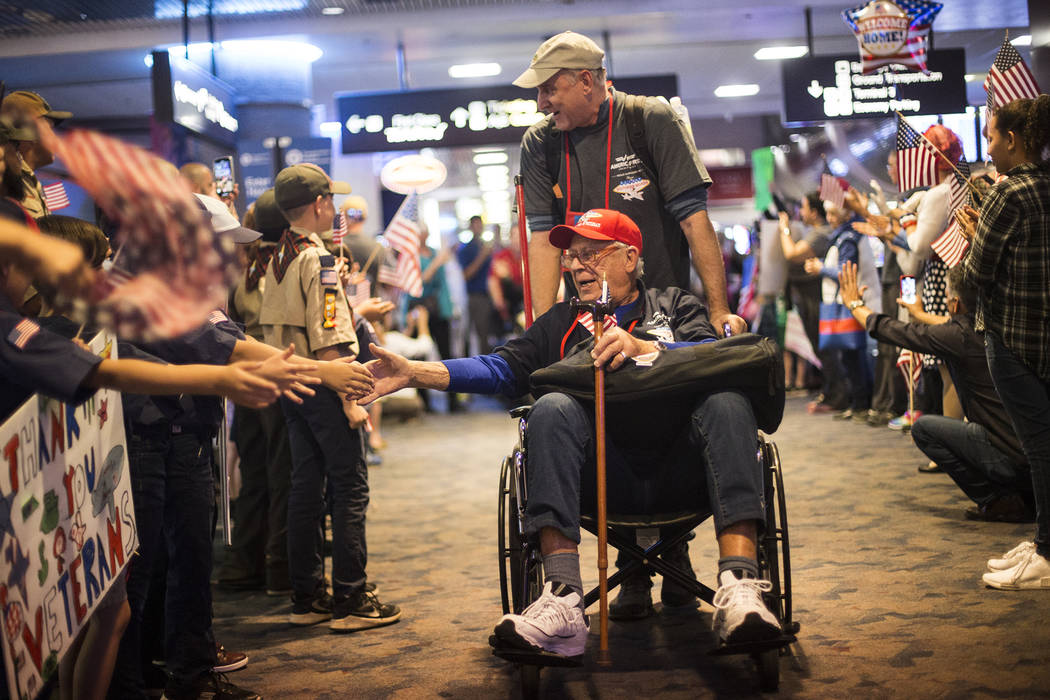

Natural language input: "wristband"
[848,300,865,310]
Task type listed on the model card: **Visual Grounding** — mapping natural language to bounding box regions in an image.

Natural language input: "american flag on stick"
[819,164,848,210]
[38,127,239,341]
[897,348,923,386]
[895,115,939,193]
[379,192,423,297]
[931,161,972,267]
[346,277,371,308]
[984,36,1041,112]
[42,181,70,211]
[333,211,348,246]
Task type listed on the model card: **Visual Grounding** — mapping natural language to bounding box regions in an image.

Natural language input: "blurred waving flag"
[39,128,239,340]
[984,36,1041,112]
[819,164,847,210]
[897,349,923,385]
[895,115,939,193]
[379,192,423,297]
[931,161,973,267]
[42,181,70,211]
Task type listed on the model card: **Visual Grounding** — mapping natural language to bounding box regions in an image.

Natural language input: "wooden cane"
[514,175,535,329]
[593,275,611,666]
[907,354,915,426]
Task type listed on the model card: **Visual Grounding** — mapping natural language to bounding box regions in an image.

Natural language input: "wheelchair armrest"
[509,405,532,419]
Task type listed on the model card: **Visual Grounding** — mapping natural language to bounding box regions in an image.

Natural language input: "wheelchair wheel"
[758,438,795,634]
[497,453,543,615]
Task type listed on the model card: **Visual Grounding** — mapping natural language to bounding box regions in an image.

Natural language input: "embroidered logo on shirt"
[614,177,650,201]
[611,153,643,172]
[320,269,338,287]
[646,325,675,343]
[7,319,39,349]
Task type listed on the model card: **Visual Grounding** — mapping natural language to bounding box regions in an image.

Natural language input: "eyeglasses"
[560,243,623,269]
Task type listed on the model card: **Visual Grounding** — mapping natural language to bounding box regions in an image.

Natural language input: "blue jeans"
[523,391,764,543]
[911,415,1030,507]
[111,431,216,697]
[281,388,369,601]
[985,332,1050,556]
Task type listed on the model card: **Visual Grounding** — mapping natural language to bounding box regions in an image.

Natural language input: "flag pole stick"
[514,175,534,329]
[593,273,611,667]
[895,111,984,202]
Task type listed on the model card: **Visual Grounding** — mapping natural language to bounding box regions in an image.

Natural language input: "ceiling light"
[1011,35,1032,46]
[473,152,508,165]
[449,63,502,79]
[754,46,808,60]
[964,73,986,82]
[146,39,323,68]
[319,121,342,134]
[714,84,760,98]
[321,6,344,14]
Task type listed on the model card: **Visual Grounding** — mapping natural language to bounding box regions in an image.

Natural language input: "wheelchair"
[495,404,799,695]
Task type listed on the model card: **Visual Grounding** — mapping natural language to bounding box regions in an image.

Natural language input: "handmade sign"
[0,332,137,700]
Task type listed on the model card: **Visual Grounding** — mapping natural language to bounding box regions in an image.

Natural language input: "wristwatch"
[848,300,865,310]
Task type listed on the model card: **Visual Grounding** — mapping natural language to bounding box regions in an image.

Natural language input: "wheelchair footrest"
[708,634,796,657]
[489,637,584,668]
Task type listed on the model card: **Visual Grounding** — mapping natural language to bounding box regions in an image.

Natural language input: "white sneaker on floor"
[987,541,1036,572]
[712,571,782,645]
[983,549,1050,590]
[492,581,589,658]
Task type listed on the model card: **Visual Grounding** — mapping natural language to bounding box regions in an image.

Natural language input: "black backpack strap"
[623,93,656,178]
[543,118,561,185]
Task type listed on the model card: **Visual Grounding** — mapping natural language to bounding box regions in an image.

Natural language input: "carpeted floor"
[212,395,1050,698]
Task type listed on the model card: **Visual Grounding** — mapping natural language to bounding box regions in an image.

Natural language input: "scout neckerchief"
[271,229,313,284]
[562,95,615,226]
[245,245,275,291]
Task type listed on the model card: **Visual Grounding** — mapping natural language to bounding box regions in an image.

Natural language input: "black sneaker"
[660,540,699,610]
[289,591,333,625]
[609,571,653,620]
[329,589,402,632]
[161,672,261,700]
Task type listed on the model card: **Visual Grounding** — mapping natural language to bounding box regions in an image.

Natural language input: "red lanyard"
[563,96,614,223]
[559,315,639,359]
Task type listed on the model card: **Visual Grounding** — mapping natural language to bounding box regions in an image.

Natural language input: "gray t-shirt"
[520,90,712,291]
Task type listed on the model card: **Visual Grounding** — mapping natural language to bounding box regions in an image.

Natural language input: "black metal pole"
[208,0,217,76]
[805,6,814,56]
[396,41,408,90]
[182,0,190,60]
[602,30,613,77]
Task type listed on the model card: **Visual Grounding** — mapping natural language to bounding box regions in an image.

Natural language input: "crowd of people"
[1,26,1048,700]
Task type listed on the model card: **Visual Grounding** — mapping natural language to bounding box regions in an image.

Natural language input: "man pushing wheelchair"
[360,208,783,661]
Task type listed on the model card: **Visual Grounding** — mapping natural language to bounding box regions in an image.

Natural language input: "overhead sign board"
[336,75,679,154]
[780,48,966,125]
[151,51,239,146]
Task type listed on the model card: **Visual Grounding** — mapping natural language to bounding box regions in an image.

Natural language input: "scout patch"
[207,310,229,325]
[271,229,313,283]
[322,289,338,329]
[319,254,338,288]
[7,319,39,349]
[613,177,650,201]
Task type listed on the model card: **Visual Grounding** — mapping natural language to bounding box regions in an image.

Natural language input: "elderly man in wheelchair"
[362,208,783,662]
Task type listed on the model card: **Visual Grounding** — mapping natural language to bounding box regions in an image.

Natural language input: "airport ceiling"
[0,0,1033,120]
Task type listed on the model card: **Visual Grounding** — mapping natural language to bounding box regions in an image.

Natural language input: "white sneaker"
[982,549,1050,590]
[987,541,1036,572]
[492,581,589,658]
[711,571,782,645]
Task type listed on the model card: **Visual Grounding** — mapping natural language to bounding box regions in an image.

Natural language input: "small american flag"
[842,0,942,75]
[984,36,1041,112]
[819,167,847,210]
[333,211,348,246]
[38,127,239,341]
[931,161,973,268]
[346,278,370,308]
[895,116,939,193]
[42,181,70,211]
[379,192,423,297]
[577,311,616,335]
[897,348,923,385]
[7,319,39,349]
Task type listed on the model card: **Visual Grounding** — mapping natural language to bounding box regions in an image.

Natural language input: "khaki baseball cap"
[1,90,73,124]
[274,163,352,212]
[512,31,605,89]
[0,114,37,144]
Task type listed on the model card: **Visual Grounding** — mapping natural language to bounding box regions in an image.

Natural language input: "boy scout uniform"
[261,165,377,617]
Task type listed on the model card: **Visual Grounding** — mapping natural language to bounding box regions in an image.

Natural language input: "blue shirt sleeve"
[665,184,709,221]
[443,354,517,396]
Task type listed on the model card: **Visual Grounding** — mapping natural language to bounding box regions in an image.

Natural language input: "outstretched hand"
[323,355,377,400]
[837,261,866,307]
[256,345,321,404]
[222,362,281,408]
[358,343,412,405]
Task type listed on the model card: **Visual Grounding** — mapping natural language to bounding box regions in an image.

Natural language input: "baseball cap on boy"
[274,163,352,212]
[194,193,261,243]
[548,208,643,251]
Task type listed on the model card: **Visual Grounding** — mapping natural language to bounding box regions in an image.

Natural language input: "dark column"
[1029,0,1050,93]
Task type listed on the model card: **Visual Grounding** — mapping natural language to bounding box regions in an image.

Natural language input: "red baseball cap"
[548,208,643,252]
